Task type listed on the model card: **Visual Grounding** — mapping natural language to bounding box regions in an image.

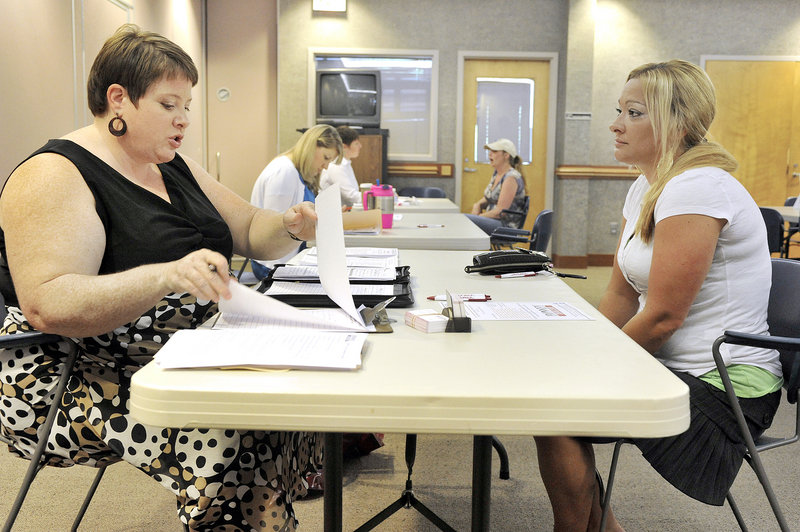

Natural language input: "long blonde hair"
[630,60,737,243]
[285,124,343,194]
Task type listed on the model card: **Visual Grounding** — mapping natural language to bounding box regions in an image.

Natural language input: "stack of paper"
[271,264,396,282]
[154,328,365,370]
[404,309,449,333]
[154,184,377,372]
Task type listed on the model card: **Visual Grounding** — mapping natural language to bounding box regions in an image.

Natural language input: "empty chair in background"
[397,186,447,198]
[490,208,552,252]
[760,207,786,256]
[782,196,799,257]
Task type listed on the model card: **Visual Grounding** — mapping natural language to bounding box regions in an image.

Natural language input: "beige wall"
[0,0,204,182]
[207,0,278,200]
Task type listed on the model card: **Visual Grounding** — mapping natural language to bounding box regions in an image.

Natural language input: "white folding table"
[130,250,689,531]
[343,213,490,250]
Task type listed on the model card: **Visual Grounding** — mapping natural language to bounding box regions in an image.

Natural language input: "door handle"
[216,152,221,181]
[464,167,477,173]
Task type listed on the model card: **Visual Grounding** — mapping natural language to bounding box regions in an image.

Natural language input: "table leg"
[471,435,492,532]
[324,432,343,532]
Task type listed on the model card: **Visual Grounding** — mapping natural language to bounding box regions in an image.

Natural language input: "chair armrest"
[490,235,531,244]
[719,330,800,351]
[492,227,529,237]
[0,331,62,350]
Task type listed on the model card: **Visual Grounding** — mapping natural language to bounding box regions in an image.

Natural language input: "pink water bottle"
[364,184,394,228]
[363,182,383,210]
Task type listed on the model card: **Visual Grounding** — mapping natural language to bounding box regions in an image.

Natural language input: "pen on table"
[495,272,537,278]
[417,224,445,228]
[555,272,588,279]
[427,294,491,302]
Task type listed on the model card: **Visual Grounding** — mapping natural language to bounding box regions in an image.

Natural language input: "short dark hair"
[336,126,360,146]
[87,24,199,116]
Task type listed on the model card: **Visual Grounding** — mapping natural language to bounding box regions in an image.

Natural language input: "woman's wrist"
[286,227,304,242]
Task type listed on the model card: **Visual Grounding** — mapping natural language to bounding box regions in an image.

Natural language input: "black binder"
[257,265,414,308]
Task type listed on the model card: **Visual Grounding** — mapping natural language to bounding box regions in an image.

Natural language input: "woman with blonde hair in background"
[250,124,342,278]
[534,59,781,531]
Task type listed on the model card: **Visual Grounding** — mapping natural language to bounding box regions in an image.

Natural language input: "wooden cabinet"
[351,129,389,185]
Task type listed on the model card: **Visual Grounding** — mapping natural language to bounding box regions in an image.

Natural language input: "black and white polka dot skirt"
[0,295,323,531]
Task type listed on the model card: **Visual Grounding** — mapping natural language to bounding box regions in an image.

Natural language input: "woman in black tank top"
[0,25,320,531]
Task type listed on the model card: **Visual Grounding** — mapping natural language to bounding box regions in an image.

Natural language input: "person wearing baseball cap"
[466,138,528,234]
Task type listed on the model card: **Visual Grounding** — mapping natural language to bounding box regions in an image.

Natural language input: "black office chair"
[760,207,785,256]
[0,330,110,532]
[397,186,447,198]
[490,209,553,252]
[600,258,800,532]
[0,297,191,532]
[782,197,798,258]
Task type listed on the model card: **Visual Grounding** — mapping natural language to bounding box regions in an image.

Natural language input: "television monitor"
[315,69,381,128]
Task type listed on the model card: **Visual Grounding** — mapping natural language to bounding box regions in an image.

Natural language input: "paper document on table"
[460,301,593,321]
[271,265,396,281]
[265,282,396,297]
[154,328,366,370]
[313,185,367,326]
[309,246,398,258]
[219,281,370,332]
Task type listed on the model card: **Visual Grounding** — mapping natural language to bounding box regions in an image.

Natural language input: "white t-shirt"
[618,167,780,377]
[250,155,305,266]
[320,158,360,207]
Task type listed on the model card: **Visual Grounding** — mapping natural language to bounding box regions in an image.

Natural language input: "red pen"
[427,294,491,302]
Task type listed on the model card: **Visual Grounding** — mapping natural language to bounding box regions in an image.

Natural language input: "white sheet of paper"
[154,328,366,370]
[454,301,593,321]
[265,282,395,296]
[314,185,366,326]
[219,281,369,331]
[271,265,395,281]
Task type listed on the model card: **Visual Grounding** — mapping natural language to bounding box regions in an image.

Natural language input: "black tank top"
[0,139,233,305]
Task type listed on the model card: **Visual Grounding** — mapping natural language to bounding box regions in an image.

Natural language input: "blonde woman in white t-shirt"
[534,60,782,532]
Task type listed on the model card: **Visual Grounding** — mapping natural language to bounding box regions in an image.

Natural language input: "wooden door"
[461,59,550,232]
[351,133,384,185]
[706,60,800,205]
[207,0,277,200]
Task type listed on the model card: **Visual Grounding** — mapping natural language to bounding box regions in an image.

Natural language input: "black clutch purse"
[464,249,552,275]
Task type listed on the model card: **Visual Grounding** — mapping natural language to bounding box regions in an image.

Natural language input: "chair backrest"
[517,195,531,227]
[768,258,800,402]
[398,186,446,198]
[529,209,553,252]
[784,197,797,207]
[759,207,785,254]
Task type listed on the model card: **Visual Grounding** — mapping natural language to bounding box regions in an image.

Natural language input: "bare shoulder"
[1,151,95,222]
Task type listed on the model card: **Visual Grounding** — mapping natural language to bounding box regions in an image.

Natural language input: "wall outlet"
[610,222,619,235]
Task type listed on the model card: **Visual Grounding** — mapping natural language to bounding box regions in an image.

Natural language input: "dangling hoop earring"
[108,114,127,137]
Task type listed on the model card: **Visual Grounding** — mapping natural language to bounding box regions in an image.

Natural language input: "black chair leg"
[3,342,78,532]
[599,439,624,532]
[490,436,510,479]
[71,465,107,532]
[726,492,748,532]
